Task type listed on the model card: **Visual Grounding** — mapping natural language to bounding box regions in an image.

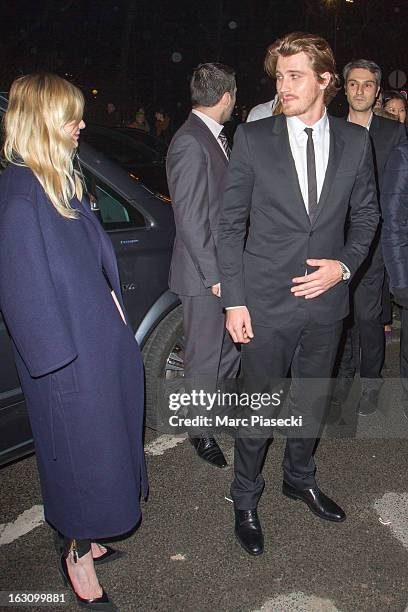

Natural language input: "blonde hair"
[3,73,84,219]
[265,32,341,105]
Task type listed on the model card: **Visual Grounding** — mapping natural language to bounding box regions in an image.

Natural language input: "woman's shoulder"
[0,164,41,200]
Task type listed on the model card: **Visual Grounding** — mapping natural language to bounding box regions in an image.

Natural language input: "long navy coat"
[0,164,147,539]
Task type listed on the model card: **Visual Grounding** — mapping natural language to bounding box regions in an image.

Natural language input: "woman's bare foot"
[66,549,103,600]
[91,542,107,559]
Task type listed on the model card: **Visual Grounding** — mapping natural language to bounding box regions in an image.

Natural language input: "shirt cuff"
[225,306,245,310]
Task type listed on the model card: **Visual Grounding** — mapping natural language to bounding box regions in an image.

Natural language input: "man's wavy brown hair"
[264,32,341,105]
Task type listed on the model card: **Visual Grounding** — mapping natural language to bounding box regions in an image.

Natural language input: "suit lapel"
[368,113,380,140]
[188,113,228,168]
[273,115,311,227]
[310,115,345,227]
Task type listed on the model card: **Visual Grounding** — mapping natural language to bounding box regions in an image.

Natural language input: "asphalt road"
[2,331,408,612]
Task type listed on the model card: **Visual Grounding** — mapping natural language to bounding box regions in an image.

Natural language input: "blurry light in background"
[228,21,238,30]
[171,52,183,63]
[91,89,98,95]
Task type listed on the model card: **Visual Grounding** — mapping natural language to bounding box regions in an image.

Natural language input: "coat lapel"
[76,197,126,315]
[310,115,345,227]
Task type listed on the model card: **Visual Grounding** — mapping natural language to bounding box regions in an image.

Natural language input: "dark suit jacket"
[167,112,228,296]
[369,114,407,190]
[382,142,408,290]
[348,114,406,277]
[218,113,379,327]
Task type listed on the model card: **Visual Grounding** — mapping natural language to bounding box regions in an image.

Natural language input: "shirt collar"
[192,109,224,139]
[286,109,328,141]
[347,111,373,130]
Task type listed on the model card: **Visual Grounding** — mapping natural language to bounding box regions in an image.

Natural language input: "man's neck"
[295,102,326,127]
[194,106,223,125]
[348,107,372,128]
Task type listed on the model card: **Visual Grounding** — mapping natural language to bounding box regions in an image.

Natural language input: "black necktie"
[218,129,231,159]
[304,127,317,217]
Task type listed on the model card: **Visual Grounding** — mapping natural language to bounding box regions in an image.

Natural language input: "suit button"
[309,230,314,236]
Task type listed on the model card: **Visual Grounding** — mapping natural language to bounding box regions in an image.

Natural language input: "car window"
[117,128,168,157]
[84,128,161,166]
[81,168,146,231]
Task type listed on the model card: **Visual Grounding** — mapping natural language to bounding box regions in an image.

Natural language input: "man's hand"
[291,259,343,299]
[212,283,221,297]
[226,306,254,343]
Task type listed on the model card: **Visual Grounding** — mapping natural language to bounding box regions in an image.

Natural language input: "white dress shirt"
[192,109,228,158]
[246,96,279,122]
[347,112,373,130]
[286,110,330,212]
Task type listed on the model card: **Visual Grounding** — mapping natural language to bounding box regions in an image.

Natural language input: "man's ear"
[319,71,331,92]
[221,91,231,107]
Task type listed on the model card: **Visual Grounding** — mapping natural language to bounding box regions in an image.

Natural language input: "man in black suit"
[167,63,240,468]
[218,33,379,555]
[333,59,407,416]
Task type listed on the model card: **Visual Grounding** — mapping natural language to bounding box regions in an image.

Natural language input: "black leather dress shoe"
[282,481,346,522]
[189,436,227,468]
[234,508,264,556]
[59,554,118,610]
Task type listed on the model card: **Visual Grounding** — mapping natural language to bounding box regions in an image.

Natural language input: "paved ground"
[2,332,408,612]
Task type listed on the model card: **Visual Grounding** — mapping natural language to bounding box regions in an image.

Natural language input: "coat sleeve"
[166,133,219,288]
[381,145,408,290]
[338,130,380,276]
[395,123,408,147]
[0,195,78,377]
[218,124,254,307]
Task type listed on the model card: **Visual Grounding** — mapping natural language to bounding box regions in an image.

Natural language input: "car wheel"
[142,305,184,429]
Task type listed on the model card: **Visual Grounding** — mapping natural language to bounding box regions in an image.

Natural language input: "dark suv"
[0,94,183,466]
[83,125,169,198]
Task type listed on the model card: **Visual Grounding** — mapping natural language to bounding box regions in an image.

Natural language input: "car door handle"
[120,239,140,245]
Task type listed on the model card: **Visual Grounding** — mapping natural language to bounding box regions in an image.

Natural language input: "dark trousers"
[180,295,240,434]
[181,294,240,380]
[336,264,385,387]
[382,271,392,325]
[400,307,408,403]
[231,309,342,510]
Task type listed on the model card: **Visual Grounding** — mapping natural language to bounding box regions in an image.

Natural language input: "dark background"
[1,0,408,123]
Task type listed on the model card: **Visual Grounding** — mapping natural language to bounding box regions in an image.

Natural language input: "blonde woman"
[0,74,147,610]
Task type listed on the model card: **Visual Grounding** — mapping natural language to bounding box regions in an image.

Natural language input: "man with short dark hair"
[218,34,379,555]
[333,59,407,416]
[167,63,240,468]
